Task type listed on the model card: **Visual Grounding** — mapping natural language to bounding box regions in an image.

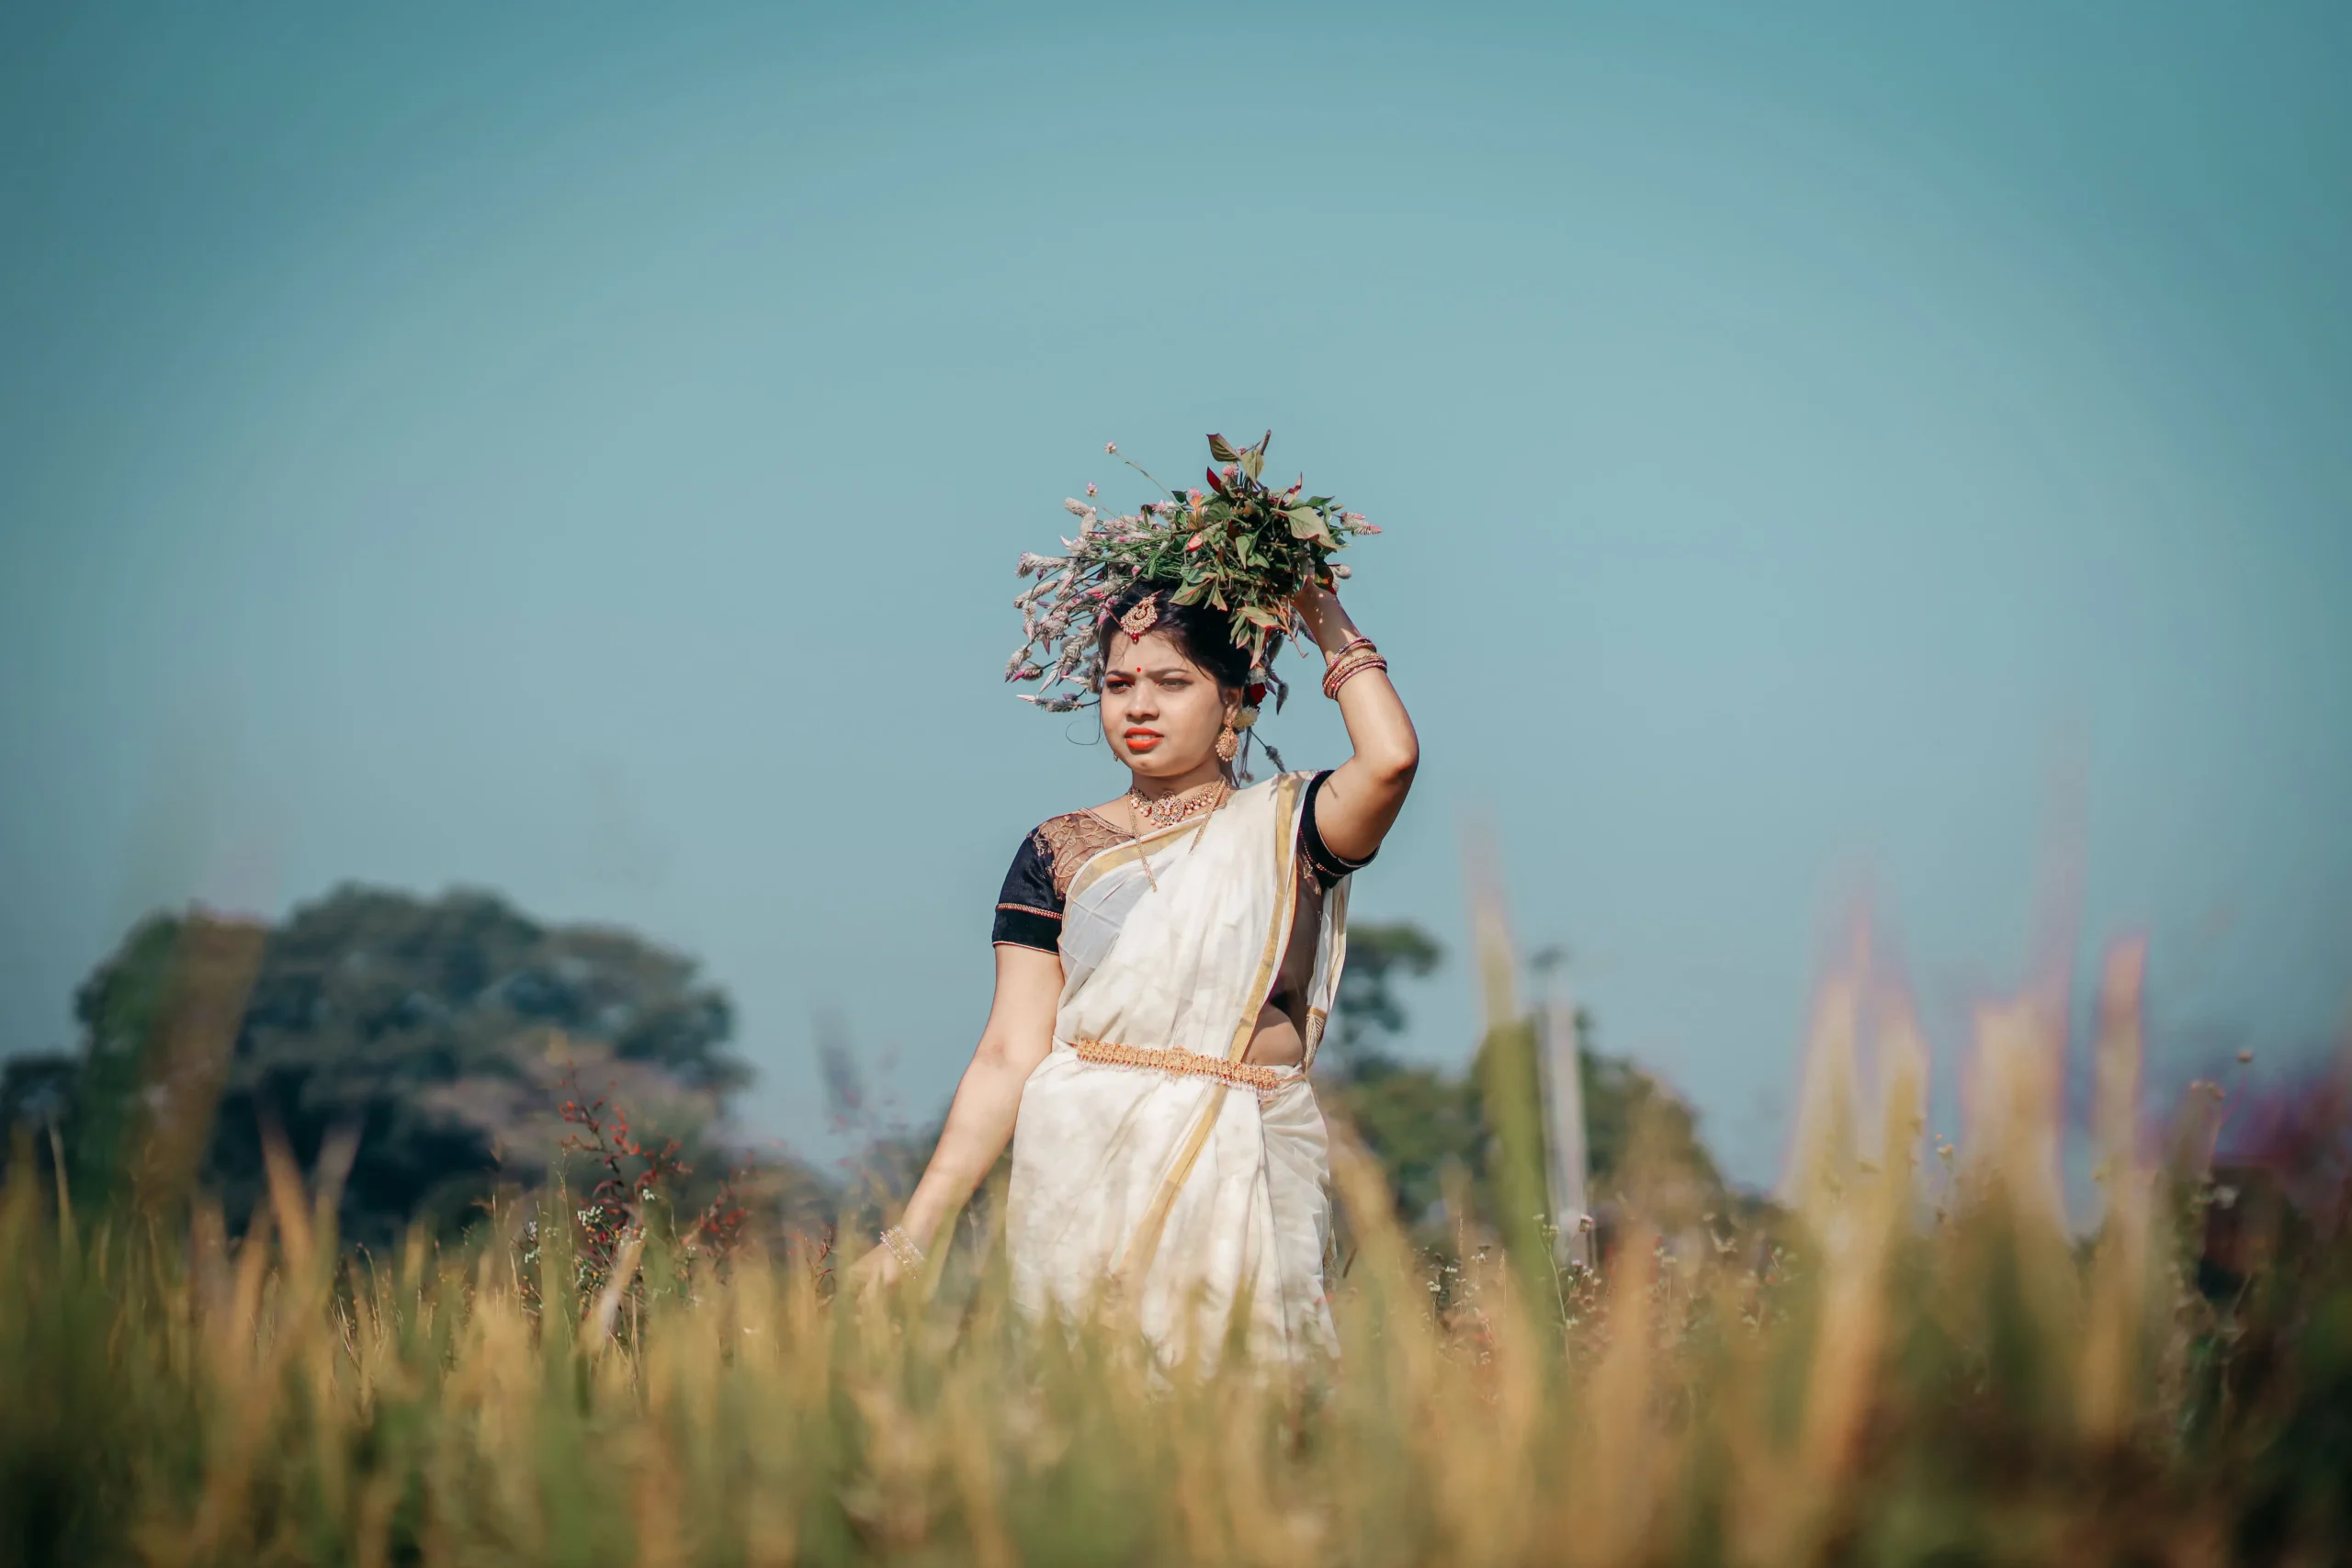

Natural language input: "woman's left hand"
[1290,575,1340,624]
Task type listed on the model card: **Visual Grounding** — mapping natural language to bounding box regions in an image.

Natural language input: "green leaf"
[1287,507,1332,542]
[1171,581,1206,606]
[1206,434,1240,463]
[1240,604,1286,629]
[1240,447,1265,481]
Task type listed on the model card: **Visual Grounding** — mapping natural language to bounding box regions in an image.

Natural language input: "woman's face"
[1101,630,1237,780]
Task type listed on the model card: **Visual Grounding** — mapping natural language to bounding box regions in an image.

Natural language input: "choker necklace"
[1126,779,1227,831]
[1119,778,1230,894]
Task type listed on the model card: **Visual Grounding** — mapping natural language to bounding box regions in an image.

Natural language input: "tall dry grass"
[5,935,2348,1567]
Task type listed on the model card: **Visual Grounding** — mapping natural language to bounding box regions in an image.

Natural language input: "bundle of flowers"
[1005,432,1378,714]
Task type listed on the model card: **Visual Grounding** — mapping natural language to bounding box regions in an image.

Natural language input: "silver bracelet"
[878,1225,925,1271]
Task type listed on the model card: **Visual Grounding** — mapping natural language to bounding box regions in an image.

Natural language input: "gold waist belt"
[1068,1038,1290,1092]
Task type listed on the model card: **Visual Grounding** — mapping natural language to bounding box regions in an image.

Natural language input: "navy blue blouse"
[991,771,1372,953]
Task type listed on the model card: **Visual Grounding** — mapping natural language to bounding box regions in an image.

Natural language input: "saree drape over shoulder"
[1005,773,1349,1369]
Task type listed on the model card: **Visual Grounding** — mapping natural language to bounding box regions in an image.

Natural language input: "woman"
[852,575,1416,1367]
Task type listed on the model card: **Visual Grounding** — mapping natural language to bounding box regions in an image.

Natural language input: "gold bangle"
[1325,635,1375,664]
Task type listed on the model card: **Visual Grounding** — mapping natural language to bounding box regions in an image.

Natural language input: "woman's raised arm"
[849,942,1061,1289]
[1291,581,1418,863]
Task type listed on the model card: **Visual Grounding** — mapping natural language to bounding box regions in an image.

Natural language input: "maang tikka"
[1118,594,1160,638]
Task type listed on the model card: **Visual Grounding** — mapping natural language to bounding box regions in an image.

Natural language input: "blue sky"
[4,1,2346,1184]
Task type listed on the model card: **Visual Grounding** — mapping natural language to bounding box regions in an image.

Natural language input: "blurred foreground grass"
[5,939,2349,1567]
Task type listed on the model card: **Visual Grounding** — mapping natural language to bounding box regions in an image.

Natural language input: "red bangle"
[1325,635,1375,664]
[1322,650,1388,700]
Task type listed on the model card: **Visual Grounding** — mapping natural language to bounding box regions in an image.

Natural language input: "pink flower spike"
[1086,481,1098,496]
[1104,442,1118,454]
[1357,524,1382,534]
[1187,488,1204,503]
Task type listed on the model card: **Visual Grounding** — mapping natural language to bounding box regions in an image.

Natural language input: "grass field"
[5,940,2348,1567]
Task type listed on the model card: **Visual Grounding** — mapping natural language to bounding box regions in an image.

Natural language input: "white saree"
[1004,772,1350,1369]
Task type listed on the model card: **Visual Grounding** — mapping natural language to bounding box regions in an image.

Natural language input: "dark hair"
[1096,583,1252,694]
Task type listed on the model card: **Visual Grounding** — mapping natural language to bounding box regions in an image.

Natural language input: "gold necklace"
[1121,778,1228,893]
[1125,778,1227,831]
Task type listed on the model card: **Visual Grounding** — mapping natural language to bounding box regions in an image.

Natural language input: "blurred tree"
[1331,1056,1483,1231]
[1319,919,1733,1240]
[5,886,759,1247]
[1330,920,1444,1066]
[0,1054,77,1159]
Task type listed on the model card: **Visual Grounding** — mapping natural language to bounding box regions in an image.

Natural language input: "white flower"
[1235,705,1260,729]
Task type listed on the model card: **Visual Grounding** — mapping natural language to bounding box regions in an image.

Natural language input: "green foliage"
[1330,919,1443,1062]
[1476,1015,1553,1283]
[6,886,755,1247]
[1579,1042,1728,1207]
[62,914,184,1204]
[1329,1056,1481,1228]
[1006,433,1380,712]
[1322,918,1736,1246]
[1329,1032,1736,1245]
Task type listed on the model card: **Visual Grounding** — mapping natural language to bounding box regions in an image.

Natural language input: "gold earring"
[1215,722,1239,762]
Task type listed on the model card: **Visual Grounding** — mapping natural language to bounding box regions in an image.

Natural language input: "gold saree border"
[1061,814,1206,905]
[1224,773,1306,1066]
[1114,773,1307,1283]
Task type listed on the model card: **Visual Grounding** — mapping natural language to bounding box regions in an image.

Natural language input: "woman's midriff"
[1243,1003,1306,1068]
[1241,872,1325,1068]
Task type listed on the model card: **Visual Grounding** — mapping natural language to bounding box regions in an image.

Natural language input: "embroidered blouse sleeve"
[1300,768,1376,889]
[990,829,1064,952]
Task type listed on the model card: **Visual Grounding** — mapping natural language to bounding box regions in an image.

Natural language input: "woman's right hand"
[854,945,1058,1301]
[846,1240,906,1298]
